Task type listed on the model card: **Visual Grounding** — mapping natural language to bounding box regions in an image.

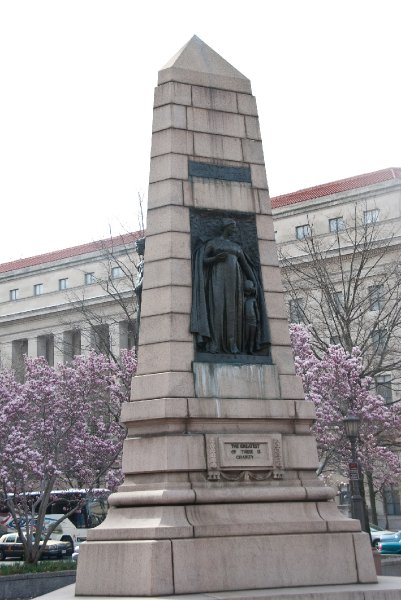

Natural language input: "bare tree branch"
[280,205,401,396]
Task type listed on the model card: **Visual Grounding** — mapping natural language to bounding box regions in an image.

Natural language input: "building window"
[338,482,350,508]
[119,320,137,351]
[33,283,43,296]
[85,272,95,285]
[9,289,19,301]
[289,298,304,323]
[37,334,55,366]
[384,486,401,515]
[295,224,311,240]
[111,266,124,279]
[368,284,384,311]
[59,278,68,291]
[372,329,387,353]
[333,291,344,308]
[329,217,345,232]
[363,209,379,224]
[91,324,110,354]
[63,330,82,362]
[376,374,393,403]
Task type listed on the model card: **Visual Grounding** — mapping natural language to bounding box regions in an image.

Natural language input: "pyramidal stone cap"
[158,35,252,94]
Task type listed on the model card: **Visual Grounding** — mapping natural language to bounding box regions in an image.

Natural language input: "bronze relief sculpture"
[190,212,269,359]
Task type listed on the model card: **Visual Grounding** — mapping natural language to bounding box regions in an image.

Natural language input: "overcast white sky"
[0,0,399,263]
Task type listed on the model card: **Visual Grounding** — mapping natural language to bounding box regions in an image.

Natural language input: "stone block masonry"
[75,35,378,597]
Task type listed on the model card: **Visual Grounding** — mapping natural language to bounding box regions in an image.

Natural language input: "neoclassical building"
[272,167,401,246]
[271,167,401,399]
[0,232,141,379]
[271,167,401,525]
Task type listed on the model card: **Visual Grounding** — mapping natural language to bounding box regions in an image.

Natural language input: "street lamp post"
[343,414,368,533]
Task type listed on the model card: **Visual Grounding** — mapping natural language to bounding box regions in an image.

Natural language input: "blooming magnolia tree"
[0,350,136,563]
[290,323,401,523]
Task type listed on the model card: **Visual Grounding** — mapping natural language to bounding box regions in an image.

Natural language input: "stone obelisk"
[76,36,376,596]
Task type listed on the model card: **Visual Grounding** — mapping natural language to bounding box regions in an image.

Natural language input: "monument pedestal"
[77,363,376,595]
[76,36,378,597]
[77,500,374,596]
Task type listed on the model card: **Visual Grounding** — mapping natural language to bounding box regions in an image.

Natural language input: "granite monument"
[75,35,377,597]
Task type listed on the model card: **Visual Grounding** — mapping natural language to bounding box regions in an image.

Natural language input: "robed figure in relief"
[191,218,269,355]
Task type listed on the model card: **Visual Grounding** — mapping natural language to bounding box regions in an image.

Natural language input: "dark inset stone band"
[189,160,251,183]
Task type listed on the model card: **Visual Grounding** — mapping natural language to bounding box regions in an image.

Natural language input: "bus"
[0,489,109,551]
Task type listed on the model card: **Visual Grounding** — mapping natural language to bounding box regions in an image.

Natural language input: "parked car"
[72,545,79,561]
[370,524,395,547]
[377,531,401,554]
[0,532,71,560]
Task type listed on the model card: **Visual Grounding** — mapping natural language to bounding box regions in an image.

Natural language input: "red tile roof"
[0,231,143,274]
[271,168,401,209]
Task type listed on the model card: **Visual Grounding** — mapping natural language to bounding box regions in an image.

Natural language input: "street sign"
[349,462,359,481]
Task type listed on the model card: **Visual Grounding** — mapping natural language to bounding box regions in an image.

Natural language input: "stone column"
[76,36,376,597]
[108,322,121,358]
[0,341,13,370]
[53,332,65,365]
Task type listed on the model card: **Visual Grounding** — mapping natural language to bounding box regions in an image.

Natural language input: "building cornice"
[272,179,401,219]
[0,245,137,283]
[0,290,135,326]
[279,235,401,269]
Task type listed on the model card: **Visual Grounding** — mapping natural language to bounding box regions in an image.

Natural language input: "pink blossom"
[290,324,401,489]
[0,350,136,563]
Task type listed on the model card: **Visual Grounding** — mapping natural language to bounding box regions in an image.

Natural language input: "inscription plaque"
[220,439,271,467]
[206,434,283,480]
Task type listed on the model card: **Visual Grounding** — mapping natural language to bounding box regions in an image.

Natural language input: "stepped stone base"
[76,532,375,596]
[52,578,401,600]
[75,500,376,596]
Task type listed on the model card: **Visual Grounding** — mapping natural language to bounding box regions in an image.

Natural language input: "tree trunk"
[24,551,39,565]
[381,490,390,529]
[367,471,378,525]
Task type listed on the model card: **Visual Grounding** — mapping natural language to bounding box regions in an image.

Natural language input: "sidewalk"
[38,577,401,600]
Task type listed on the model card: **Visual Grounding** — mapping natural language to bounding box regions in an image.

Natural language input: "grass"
[0,560,77,576]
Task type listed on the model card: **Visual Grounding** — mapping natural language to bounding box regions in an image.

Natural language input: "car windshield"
[370,525,391,532]
[17,533,46,542]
